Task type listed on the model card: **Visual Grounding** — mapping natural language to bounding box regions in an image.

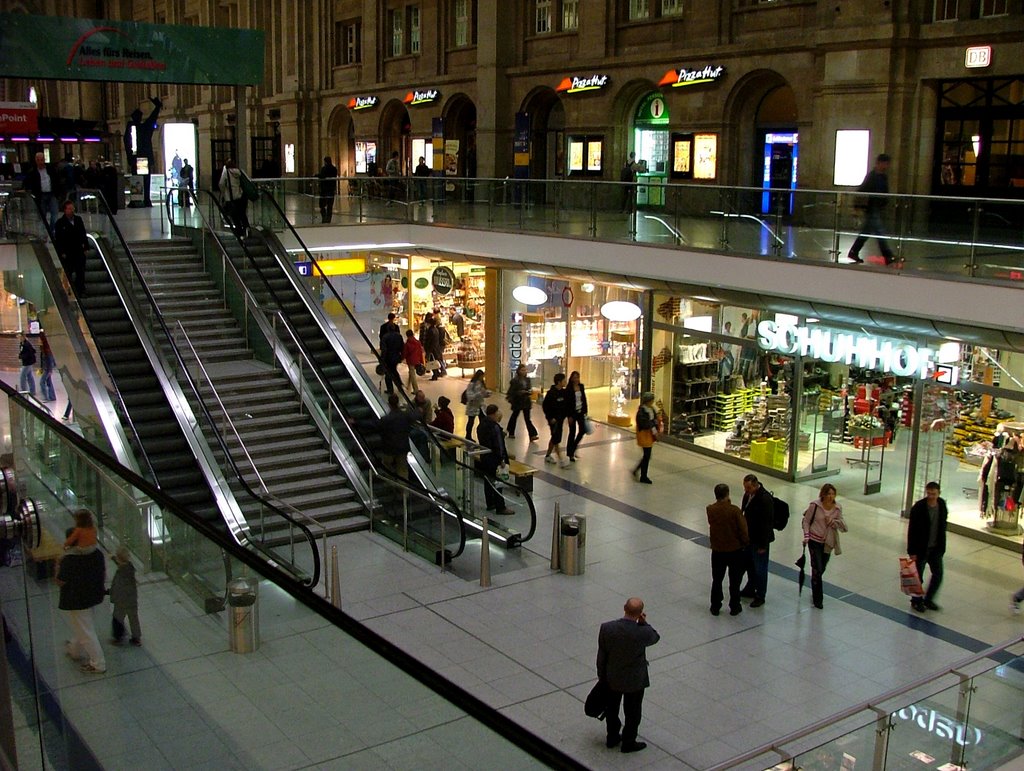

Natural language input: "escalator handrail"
[268,308,467,552]
[3,190,159,484]
[255,188,539,543]
[73,188,321,587]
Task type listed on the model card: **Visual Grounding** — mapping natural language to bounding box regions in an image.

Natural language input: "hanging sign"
[757,320,958,384]
[347,95,379,111]
[431,266,456,295]
[404,89,440,106]
[658,65,726,89]
[555,74,610,95]
[0,102,37,134]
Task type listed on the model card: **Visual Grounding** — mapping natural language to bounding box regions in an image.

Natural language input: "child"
[64,509,97,551]
[109,547,141,646]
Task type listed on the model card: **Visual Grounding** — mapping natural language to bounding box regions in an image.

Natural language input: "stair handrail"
[172,320,330,552]
[249,189,539,546]
[71,189,321,587]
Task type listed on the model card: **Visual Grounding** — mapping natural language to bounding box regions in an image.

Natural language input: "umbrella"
[795,547,807,595]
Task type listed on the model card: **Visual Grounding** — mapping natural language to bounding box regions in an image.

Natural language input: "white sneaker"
[559,458,571,469]
[544,455,556,464]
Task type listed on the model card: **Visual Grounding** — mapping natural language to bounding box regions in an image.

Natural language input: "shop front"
[500,272,644,426]
[650,290,1024,550]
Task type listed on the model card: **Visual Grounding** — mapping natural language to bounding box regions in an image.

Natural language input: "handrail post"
[950,669,975,768]
[402,486,409,551]
[968,202,981,277]
[479,516,491,587]
[329,544,341,607]
[829,192,842,263]
[550,500,561,571]
[589,182,597,238]
[439,500,446,574]
[869,706,893,771]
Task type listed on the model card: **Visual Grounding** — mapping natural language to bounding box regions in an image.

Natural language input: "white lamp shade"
[601,301,642,322]
[513,285,548,305]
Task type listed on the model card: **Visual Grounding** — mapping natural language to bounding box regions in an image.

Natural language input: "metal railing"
[708,634,1024,770]
[250,175,1024,284]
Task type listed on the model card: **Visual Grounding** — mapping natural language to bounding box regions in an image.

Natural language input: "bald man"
[596,597,660,753]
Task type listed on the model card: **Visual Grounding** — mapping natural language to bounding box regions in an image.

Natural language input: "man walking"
[739,474,774,607]
[54,200,89,296]
[907,481,948,613]
[317,156,338,223]
[847,153,895,265]
[596,597,660,753]
[707,484,749,617]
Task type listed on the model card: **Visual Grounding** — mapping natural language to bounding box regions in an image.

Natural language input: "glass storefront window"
[500,272,643,425]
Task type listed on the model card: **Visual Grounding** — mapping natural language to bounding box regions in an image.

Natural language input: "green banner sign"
[0,13,264,85]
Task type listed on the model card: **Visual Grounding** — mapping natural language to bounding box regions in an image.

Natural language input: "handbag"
[636,428,654,448]
[424,358,441,372]
[584,680,610,720]
[899,556,924,596]
[582,416,594,435]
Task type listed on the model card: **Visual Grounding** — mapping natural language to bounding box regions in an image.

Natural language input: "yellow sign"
[317,257,366,276]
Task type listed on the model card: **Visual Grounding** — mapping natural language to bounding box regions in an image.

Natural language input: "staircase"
[126,238,370,544]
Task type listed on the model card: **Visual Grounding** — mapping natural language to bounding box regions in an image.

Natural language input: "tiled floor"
[5,204,1024,770]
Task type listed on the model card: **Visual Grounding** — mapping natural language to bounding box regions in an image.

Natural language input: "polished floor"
[5,204,1024,770]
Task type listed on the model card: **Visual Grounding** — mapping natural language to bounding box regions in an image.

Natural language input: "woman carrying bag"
[632,392,657,485]
[801,483,848,609]
[565,370,589,462]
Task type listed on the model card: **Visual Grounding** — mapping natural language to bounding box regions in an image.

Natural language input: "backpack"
[769,491,790,531]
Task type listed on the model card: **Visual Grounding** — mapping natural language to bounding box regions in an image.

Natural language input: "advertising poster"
[673,140,691,174]
[568,140,584,172]
[444,139,460,176]
[587,141,602,172]
[694,134,718,179]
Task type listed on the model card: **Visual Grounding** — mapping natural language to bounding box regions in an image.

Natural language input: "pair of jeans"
[744,545,770,600]
[506,407,537,438]
[605,689,644,746]
[808,541,831,606]
[19,365,36,396]
[914,549,944,602]
[711,549,745,613]
[40,368,56,401]
[566,415,586,458]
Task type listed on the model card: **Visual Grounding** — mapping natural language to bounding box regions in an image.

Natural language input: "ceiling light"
[601,301,642,322]
[513,285,548,305]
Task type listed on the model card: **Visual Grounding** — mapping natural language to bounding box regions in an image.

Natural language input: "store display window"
[566,135,603,177]
[406,259,486,375]
[500,272,644,426]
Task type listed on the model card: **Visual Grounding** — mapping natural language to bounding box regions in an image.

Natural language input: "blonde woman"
[801,483,848,609]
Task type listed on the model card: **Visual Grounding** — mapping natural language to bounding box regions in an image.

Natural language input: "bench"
[28,527,63,580]
[507,460,538,493]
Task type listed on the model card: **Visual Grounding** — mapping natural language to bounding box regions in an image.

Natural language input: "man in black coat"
[22,151,60,232]
[597,597,660,753]
[380,326,405,395]
[317,156,339,223]
[53,200,89,296]
[739,473,774,607]
[57,534,107,674]
[847,153,895,265]
[476,404,512,515]
[907,481,948,612]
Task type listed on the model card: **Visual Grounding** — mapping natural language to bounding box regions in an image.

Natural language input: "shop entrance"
[753,84,798,214]
[442,95,477,178]
[521,87,565,203]
[379,100,412,175]
[632,92,670,208]
[326,105,356,177]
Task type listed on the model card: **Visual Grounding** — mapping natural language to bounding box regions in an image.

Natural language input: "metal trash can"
[558,514,586,576]
[227,577,260,653]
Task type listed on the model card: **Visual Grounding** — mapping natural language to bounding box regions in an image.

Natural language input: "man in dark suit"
[53,200,88,296]
[596,597,660,753]
[707,483,749,617]
[907,481,948,613]
[476,404,513,515]
[739,473,775,607]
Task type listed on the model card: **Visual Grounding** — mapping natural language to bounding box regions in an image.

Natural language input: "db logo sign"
[965,46,991,69]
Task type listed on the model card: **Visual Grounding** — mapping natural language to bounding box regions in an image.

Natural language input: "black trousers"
[506,407,537,438]
[479,463,506,511]
[567,415,586,458]
[633,447,652,479]
[915,549,944,602]
[808,541,831,606]
[606,688,644,745]
[711,549,745,612]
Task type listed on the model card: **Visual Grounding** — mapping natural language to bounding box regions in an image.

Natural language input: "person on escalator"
[378,393,413,480]
[54,200,88,297]
[218,158,250,238]
[380,326,405,395]
[477,404,513,515]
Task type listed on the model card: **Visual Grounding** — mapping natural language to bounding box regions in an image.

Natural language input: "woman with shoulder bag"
[565,370,589,462]
[632,392,657,485]
[801,483,848,609]
[219,158,250,238]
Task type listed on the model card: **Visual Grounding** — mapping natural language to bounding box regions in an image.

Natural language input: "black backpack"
[769,491,790,531]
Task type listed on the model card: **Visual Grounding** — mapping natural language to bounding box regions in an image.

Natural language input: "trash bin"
[227,577,259,653]
[558,514,586,576]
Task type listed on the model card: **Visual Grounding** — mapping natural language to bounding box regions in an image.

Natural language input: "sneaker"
[559,458,571,469]
[79,663,106,675]
[544,455,556,464]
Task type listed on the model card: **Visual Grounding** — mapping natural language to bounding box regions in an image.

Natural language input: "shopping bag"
[899,556,924,596]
